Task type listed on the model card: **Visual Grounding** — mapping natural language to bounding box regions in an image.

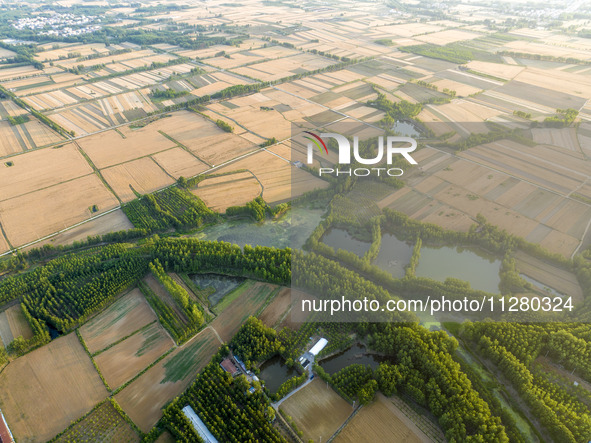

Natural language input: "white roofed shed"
[309,338,328,356]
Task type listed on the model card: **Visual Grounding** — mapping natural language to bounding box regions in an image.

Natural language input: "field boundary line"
[91,320,159,357]
[326,404,362,443]
[74,140,122,204]
[572,215,591,258]
[157,130,213,168]
[149,155,177,182]
[76,329,112,393]
[0,172,97,205]
[0,221,13,251]
[138,282,179,346]
[0,206,121,258]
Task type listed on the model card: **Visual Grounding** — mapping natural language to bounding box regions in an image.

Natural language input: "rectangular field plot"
[281,378,352,442]
[23,119,65,147]
[334,394,430,443]
[514,251,583,302]
[232,53,338,82]
[459,141,587,195]
[0,333,108,443]
[258,287,292,329]
[115,327,221,432]
[25,209,133,250]
[0,143,92,201]
[149,111,258,166]
[79,289,159,355]
[95,322,174,389]
[0,114,64,154]
[50,91,157,135]
[78,127,175,169]
[0,65,41,82]
[53,400,140,443]
[211,281,280,341]
[192,171,262,212]
[152,147,209,179]
[204,45,299,70]
[0,305,33,347]
[0,174,119,248]
[531,128,581,152]
[101,157,176,202]
[213,148,329,204]
[493,80,586,110]
[0,121,28,157]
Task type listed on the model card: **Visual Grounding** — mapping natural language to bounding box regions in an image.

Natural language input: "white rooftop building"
[309,338,328,356]
[182,405,218,443]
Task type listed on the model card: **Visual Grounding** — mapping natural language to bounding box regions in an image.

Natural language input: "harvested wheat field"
[531,128,580,152]
[24,119,65,147]
[466,61,524,80]
[0,333,108,443]
[258,288,292,329]
[78,127,175,169]
[281,379,352,442]
[115,327,221,432]
[0,174,119,247]
[79,289,159,355]
[101,157,175,202]
[95,321,174,389]
[26,209,133,250]
[152,147,209,179]
[0,305,34,347]
[0,143,92,201]
[514,251,583,302]
[193,171,262,212]
[460,140,585,195]
[335,394,429,443]
[232,53,336,82]
[150,111,257,166]
[0,121,26,156]
[214,149,328,204]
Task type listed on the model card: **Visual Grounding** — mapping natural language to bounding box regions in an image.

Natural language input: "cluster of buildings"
[12,14,102,37]
[220,353,260,393]
[298,337,327,370]
[183,338,329,442]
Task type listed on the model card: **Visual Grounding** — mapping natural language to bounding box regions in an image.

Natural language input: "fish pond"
[190,274,245,306]
[321,228,371,258]
[259,355,297,394]
[415,245,501,293]
[318,343,393,374]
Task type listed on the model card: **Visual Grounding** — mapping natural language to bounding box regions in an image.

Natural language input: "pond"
[190,274,245,306]
[520,274,564,297]
[321,228,371,258]
[318,343,393,374]
[373,233,414,278]
[259,355,297,394]
[194,208,323,249]
[416,245,501,293]
[392,120,421,137]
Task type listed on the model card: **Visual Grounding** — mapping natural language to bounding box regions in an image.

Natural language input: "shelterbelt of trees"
[0,238,287,355]
[461,321,591,443]
[0,233,416,353]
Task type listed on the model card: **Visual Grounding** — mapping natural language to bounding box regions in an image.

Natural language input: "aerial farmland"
[0,0,590,442]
